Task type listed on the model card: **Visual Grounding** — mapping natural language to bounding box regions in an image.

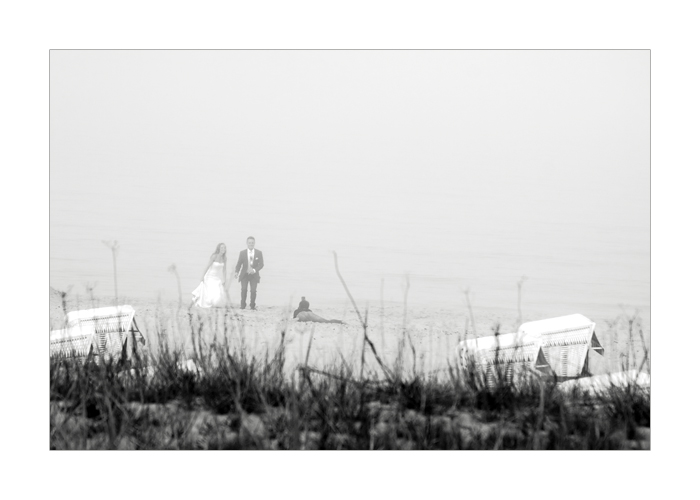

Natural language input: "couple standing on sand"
[192,236,264,309]
[192,236,343,324]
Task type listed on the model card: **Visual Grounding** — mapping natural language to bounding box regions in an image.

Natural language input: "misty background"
[50,50,649,320]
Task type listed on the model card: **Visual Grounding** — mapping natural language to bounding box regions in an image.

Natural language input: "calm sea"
[50,165,649,322]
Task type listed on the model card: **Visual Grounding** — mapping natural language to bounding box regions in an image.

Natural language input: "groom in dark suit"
[232,236,264,310]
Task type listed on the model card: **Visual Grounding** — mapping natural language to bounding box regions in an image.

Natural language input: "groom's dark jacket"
[235,249,264,283]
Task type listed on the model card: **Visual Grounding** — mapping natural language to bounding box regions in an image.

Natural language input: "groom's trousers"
[240,275,258,309]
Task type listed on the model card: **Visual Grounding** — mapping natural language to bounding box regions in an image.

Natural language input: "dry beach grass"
[49,286,650,450]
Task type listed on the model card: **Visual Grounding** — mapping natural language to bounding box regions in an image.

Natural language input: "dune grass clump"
[50,310,650,450]
[50,257,649,449]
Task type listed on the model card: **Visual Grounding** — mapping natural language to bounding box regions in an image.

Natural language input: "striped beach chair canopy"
[457,332,552,386]
[50,305,144,361]
[517,314,603,379]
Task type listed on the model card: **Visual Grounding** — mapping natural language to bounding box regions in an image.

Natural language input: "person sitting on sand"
[293,297,344,324]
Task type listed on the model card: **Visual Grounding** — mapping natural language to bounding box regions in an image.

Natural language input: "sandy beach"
[50,287,650,378]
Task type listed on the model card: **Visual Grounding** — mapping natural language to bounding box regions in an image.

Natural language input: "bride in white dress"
[192,243,228,308]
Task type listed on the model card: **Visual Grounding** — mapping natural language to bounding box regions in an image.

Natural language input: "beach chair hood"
[517,314,603,378]
[50,305,143,360]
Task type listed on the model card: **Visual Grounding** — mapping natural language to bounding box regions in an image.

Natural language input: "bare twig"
[102,240,119,306]
[332,251,365,325]
[168,264,183,315]
[85,282,98,309]
[57,286,72,319]
[402,274,410,337]
[333,251,391,381]
[304,325,315,367]
[463,288,477,339]
[398,275,411,377]
[360,306,367,382]
[380,278,385,358]
[516,276,527,327]
[407,330,417,377]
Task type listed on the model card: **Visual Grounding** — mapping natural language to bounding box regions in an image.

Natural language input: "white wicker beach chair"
[49,305,145,362]
[457,314,605,385]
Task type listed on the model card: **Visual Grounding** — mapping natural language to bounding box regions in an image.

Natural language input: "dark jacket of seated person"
[293,297,344,324]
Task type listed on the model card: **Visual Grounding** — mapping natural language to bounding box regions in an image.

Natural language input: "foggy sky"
[50,50,649,313]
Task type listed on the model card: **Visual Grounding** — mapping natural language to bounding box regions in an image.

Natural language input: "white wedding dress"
[192,262,227,308]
